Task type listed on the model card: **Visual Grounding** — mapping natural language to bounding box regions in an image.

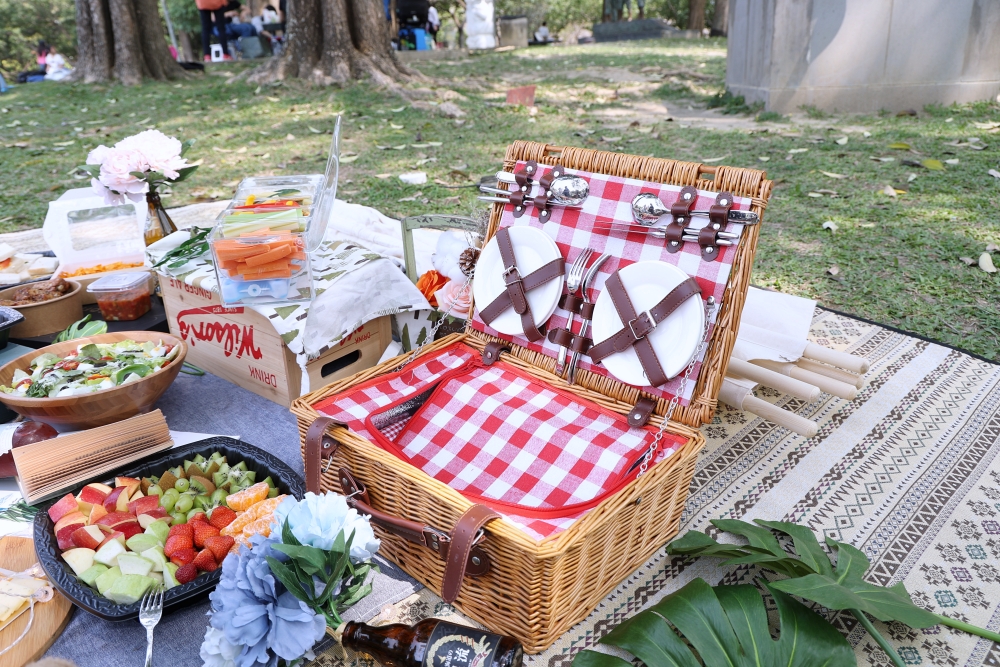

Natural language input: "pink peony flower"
[97,146,149,204]
[435,279,472,318]
[86,145,111,165]
[116,130,188,179]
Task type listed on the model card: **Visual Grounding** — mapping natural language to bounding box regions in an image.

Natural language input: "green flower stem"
[851,610,905,667]
[936,614,1000,642]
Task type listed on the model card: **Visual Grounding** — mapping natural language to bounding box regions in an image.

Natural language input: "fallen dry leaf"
[907,173,918,182]
[835,136,848,145]
[807,192,824,198]
[390,123,404,129]
[236,146,247,154]
[375,173,392,179]
[945,158,960,165]
[266,96,280,102]
[758,156,770,162]
[308,127,322,134]
[870,156,895,162]
[341,153,360,163]
[859,223,876,228]
[601,136,622,142]
[391,106,406,113]
[980,252,998,273]
[816,189,838,196]
[960,256,977,266]
[701,155,730,163]
[285,134,296,141]
[212,146,233,153]
[888,142,912,150]
[882,184,898,197]
[922,158,944,170]
[986,243,999,252]
[989,169,1000,179]
[820,170,847,179]
[827,266,840,276]
[788,148,809,154]
[822,220,839,232]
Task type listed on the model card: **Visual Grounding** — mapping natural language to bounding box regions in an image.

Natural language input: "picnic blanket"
[310,307,1000,667]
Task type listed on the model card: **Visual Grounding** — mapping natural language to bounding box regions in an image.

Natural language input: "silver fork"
[567,252,612,384]
[555,248,594,377]
[139,585,164,667]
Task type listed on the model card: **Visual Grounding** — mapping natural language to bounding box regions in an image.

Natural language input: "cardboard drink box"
[158,273,391,407]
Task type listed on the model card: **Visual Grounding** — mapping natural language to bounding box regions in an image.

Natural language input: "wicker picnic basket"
[291,141,772,653]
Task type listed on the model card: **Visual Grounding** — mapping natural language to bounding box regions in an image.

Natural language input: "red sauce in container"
[87,272,152,321]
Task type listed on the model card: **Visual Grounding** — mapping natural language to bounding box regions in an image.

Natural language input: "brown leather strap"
[479,227,562,342]
[338,468,494,587]
[559,293,596,320]
[514,160,538,188]
[305,416,344,494]
[663,222,685,254]
[588,273,702,386]
[441,504,501,603]
[546,327,592,354]
[481,341,509,365]
[670,186,698,226]
[628,396,657,428]
[698,226,721,262]
[707,191,734,230]
[537,164,565,191]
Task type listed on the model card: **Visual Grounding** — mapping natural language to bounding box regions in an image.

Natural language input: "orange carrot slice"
[244,245,292,267]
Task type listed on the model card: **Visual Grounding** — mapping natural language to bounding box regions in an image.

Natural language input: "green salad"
[1,340,180,398]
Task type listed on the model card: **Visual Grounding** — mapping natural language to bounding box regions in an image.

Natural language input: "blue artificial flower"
[204,534,326,667]
[272,492,380,562]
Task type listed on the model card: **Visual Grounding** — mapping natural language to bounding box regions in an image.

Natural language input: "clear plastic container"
[87,272,152,321]
[219,116,340,254]
[209,227,312,306]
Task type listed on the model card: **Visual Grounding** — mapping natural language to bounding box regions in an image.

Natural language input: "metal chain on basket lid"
[637,296,717,477]
[394,265,477,373]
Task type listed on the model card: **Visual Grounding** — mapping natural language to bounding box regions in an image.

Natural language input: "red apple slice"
[94,511,136,528]
[117,521,143,539]
[53,511,86,534]
[115,477,141,497]
[103,487,129,513]
[127,495,160,516]
[78,482,112,505]
[47,494,80,524]
[98,530,126,548]
[71,524,105,549]
[137,513,171,529]
[56,524,82,551]
[89,504,108,524]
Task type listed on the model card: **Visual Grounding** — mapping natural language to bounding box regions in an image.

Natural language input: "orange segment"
[246,495,287,521]
[242,516,273,538]
[220,510,254,537]
[226,482,270,511]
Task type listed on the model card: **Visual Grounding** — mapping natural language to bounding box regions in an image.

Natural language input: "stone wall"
[727,0,1000,113]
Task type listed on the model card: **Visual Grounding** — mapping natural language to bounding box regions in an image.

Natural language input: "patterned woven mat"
[311,308,1000,667]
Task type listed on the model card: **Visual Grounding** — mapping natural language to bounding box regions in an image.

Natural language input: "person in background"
[534,21,550,43]
[196,0,231,61]
[223,2,258,41]
[261,4,280,23]
[635,0,644,19]
[0,72,10,93]
[44,45,72,81]
[426,2,441,47]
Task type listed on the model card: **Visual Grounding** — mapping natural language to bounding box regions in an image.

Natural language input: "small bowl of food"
[0,332,187,429]
[0,278,84,338]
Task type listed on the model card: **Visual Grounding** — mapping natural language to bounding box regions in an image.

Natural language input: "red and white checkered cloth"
[470,161,753,405]
[313,342,686,540]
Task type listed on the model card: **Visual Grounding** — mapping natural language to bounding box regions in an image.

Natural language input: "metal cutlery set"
[480,166,758,255]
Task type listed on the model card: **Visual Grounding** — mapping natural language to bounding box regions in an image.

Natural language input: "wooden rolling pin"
[751,359,858,400]
[726,358,821,402]
[802,342,869,375]
[795,358,865,389]
[719,379,819,437]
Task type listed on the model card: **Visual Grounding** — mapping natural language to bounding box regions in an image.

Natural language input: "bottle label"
[423,622,501,667]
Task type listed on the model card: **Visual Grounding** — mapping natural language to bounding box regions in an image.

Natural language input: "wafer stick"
[719,379,818,437]
[794,358,865,389]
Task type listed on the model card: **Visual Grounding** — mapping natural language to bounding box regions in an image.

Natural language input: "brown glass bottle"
[338,618,524,667]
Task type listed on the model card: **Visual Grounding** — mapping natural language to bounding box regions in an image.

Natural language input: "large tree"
[74,0,185,84]
[687,0,705,30]
[250,0,413,85]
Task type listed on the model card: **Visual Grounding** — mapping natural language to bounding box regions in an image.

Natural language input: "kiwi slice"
[190,475,216,495]
[158,470,178,491]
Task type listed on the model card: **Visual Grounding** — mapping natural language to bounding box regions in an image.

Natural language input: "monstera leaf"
[667,519,1000,667]
[573,578,855,667]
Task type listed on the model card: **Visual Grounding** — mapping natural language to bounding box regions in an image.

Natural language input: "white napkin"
[732,287,816,363]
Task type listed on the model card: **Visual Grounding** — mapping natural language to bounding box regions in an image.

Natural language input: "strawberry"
[209,506,237,530]
[169,548,197,566]
[193,548,218,572]
[175,563,198,584]
[168,523,194,541]
[204,535,235,562]
[189,512,209,524]
[193,521,220,548]
[164,534,194,557]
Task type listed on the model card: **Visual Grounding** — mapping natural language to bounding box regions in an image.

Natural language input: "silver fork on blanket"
[568,253,611,384]
[139,585,164,667]
[555,248,594,377]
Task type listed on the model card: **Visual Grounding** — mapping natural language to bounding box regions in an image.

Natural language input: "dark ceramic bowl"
[32,437,305,621]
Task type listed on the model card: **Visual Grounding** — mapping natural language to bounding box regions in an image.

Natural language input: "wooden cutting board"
[0,536,74,667]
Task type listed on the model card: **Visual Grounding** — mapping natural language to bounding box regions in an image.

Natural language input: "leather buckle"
[424,528,451,554]
[502,265,522,285]
[628,310,656,340]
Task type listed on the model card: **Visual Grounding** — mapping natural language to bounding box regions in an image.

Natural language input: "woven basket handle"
[305,416,499,602]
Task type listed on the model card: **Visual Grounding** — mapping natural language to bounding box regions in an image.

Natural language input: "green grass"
[0,39,997,359]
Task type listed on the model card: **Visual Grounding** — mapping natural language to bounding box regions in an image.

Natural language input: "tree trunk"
[73,0,186,84]
[687,0,705,30]
[179,31,196,62]
[710,0,728,36]
[249,0,415,85]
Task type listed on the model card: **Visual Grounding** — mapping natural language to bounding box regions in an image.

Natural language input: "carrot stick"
[244,244,292,267]
[288,251,307,260]
[241,268,293,279]
[237,258,293,275]
[215,245,271,261]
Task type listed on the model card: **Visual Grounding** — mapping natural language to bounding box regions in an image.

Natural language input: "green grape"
[174,495,193,513]
[160,494,177,512]
[170,512,187,525]
[147,485,163,497]
[174,478,190,493]
[163,488,180,501]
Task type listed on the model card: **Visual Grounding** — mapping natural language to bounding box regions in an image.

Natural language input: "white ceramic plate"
[473,226,564,337]
[591,260,705,387]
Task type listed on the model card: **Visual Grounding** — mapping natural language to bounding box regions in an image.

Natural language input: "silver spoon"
[481,175,589,205]
[631,192,759,226]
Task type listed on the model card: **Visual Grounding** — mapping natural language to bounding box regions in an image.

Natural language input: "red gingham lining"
[312,342,686,539]
[470,161,753,405]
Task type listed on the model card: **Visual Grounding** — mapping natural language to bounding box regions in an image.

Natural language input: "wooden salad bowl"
[0,331,188,430]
